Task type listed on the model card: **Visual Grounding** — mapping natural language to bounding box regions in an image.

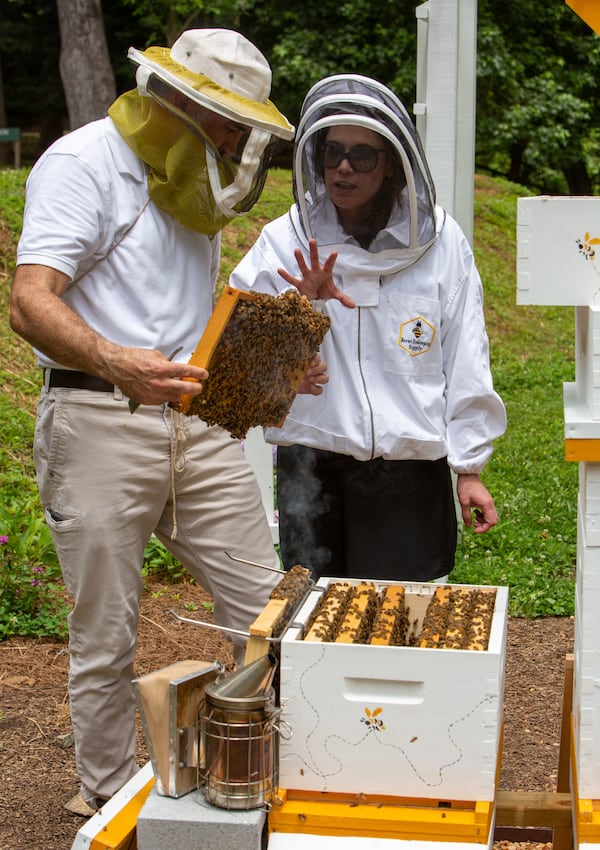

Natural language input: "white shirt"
[17,117,220,369]
[230,207,506,474]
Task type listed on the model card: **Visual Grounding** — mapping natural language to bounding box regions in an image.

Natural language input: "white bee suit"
[230,201,505,475]
[231,74,505,472]
[230,74,506,582]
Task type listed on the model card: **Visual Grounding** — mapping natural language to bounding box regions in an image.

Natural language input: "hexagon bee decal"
[398,315,436,356]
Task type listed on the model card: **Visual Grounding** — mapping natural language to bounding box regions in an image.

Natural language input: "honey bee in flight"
[576,232,600,262]
[412,319,423,339]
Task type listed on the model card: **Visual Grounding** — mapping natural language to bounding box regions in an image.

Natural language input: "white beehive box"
[278,579,508,803]
[517,195,600,307]
[517,195,600,306]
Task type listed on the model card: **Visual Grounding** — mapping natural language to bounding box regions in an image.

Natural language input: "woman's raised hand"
[278,239,355,308]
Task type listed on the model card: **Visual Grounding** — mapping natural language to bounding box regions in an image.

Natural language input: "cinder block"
[137,787,267,850]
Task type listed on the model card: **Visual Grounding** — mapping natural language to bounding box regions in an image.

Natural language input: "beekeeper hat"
[128,28,294,140]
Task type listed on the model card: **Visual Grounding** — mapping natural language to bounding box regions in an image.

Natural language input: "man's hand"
[9,265,208,410]
[456,473,498,534]
[297,354,329,396]
[278,239,355,308]
[109,347,208,408]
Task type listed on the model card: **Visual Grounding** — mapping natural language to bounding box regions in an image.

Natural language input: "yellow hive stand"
[268,790,495,845]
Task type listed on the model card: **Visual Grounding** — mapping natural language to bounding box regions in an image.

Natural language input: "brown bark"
[56,0,116,130]
[563,159,593,196]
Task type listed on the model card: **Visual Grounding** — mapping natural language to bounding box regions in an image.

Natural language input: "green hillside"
[0,168,577,636]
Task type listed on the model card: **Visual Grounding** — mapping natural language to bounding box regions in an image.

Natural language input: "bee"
[412,319,423,339]
[576,232,600,262]
[361,706,385,731]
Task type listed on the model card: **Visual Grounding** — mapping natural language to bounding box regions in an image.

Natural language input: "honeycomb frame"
[175,287,331,439]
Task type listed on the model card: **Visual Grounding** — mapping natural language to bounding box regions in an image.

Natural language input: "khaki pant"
[34,386,280,803]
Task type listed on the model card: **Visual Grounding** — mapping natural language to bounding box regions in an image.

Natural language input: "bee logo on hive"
[361,706,385,732]
[576,231,600,269]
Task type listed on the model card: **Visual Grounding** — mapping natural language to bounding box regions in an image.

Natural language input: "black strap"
[46,369,114,393]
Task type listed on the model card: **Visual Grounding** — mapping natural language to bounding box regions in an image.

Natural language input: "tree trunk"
[563,159,593,196]
[0,53,9,165]
[508,141,526,186]
[56,0,116,130]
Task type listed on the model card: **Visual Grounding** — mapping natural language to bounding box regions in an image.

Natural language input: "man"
[9,28,295,815]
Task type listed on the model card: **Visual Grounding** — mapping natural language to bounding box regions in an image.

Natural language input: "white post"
[243,427,279,544]
[414,0,477,246]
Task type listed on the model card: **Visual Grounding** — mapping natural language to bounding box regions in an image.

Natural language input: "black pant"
[276,445,457,582]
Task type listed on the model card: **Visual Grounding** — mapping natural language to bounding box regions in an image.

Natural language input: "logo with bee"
[360,706,386,733]
[398,315,436,356]
[577,231,600,262]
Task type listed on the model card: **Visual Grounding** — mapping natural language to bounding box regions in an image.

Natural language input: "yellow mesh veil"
[109,90,239,235]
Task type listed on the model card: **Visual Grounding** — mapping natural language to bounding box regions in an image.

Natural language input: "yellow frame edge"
[89,775,155,850]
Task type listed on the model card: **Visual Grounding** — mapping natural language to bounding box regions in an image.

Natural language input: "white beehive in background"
[517,195,600,804]
[278,579,508,803]
[517,196,600,307]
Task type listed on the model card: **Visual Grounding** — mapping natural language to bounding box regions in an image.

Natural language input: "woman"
[230,74,506,582]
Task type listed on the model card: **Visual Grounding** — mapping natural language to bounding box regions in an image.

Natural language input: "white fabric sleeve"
[17,152,110,280]
[441,230,506,474]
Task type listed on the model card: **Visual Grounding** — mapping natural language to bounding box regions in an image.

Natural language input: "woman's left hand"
[456,473,499,534]
[278,239,355,308]
[297,354,329,396]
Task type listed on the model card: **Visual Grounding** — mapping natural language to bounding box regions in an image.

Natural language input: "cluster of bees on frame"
[182,290,331,440]
[301,581,496,651]
[268,564,313,637]
[418,586,496,651]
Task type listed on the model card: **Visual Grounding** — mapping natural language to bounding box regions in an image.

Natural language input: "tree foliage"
[0,0,598,194]
[0,0,66,152]
[118,0,242,46]
[476,0,600,193]
[238,0,416,125]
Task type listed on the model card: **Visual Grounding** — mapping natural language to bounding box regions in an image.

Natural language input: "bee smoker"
[199,652,280,810]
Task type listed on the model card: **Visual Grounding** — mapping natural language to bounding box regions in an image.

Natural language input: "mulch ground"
[0,580,574,850]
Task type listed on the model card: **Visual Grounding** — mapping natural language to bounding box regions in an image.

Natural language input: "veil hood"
[292,74,439,275]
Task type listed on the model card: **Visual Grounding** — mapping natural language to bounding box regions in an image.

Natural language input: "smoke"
[277,446,332,578]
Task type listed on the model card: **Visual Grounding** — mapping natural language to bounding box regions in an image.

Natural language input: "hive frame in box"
[277,579,508,804]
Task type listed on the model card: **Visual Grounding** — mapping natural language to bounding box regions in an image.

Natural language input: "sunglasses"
[322,142,387,173]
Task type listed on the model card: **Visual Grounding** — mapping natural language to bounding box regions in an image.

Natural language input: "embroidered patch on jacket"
[398,315,436,356]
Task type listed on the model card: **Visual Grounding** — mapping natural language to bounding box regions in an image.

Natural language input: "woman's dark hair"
[312,125,406,248]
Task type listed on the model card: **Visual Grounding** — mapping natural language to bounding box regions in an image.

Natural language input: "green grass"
[0,166,578,636]
[451,175,577,615]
